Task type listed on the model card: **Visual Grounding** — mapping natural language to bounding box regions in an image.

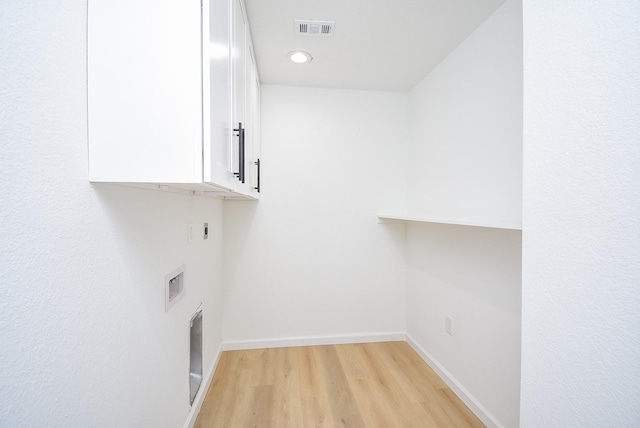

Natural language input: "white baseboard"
[182,342,223,428]
[222,331,406,351]
[405,334,503,428]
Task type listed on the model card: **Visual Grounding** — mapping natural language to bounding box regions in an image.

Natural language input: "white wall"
[222,85,408,344]
[406,224,521,428]
[408,0,522,226]
[521,2,640,426]
[0,1,224,427]
[405,1,523,427]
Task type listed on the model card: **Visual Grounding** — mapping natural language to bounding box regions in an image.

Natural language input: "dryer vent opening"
[189,310,203,405]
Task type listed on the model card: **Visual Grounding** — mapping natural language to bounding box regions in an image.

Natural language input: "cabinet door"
[203,0,235,190]
[247,44,261,197]
[88,0,202,183]
[231,0,254,196]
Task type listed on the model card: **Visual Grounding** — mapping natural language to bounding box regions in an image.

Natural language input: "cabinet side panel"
[88,0,202,183]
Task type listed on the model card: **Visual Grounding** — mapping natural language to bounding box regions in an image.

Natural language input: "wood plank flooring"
[194,341,485,428]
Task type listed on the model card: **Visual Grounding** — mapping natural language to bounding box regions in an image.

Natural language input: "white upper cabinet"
[230,0,260,198]
[205,0,235,192]
[88,0,260,199]
[247,45,261,195]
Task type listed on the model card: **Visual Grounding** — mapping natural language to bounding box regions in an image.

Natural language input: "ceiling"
[243,0,506,92]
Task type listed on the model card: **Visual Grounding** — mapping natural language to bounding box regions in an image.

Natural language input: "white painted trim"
[405,334,503,428]
[222,331,406,351]
[182,342,223,428]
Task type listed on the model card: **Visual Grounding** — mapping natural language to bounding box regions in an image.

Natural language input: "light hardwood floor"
[194,341,485,427]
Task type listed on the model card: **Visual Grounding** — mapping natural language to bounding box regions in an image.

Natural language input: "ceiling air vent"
[294,20,335,37]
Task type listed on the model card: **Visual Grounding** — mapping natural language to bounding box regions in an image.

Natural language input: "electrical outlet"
[445,315,453,336]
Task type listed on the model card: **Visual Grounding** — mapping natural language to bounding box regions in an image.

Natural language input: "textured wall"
[0,1,224,427]
[521,1,640,426]
[222,85,408,342]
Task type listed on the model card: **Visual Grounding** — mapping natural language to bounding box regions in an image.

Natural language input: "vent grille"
[294,20,335,37]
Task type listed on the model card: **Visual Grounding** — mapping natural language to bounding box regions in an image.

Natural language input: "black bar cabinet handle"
[233,123,245,183]
[254,158,260,193]
[240,126,245,183]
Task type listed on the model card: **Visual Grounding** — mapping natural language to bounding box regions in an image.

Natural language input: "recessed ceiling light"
[288,51,312,64]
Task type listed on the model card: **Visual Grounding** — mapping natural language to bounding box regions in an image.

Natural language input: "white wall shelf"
[377,214,522,231]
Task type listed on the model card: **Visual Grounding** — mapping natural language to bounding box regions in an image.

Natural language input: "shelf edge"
[377,214,522,231]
